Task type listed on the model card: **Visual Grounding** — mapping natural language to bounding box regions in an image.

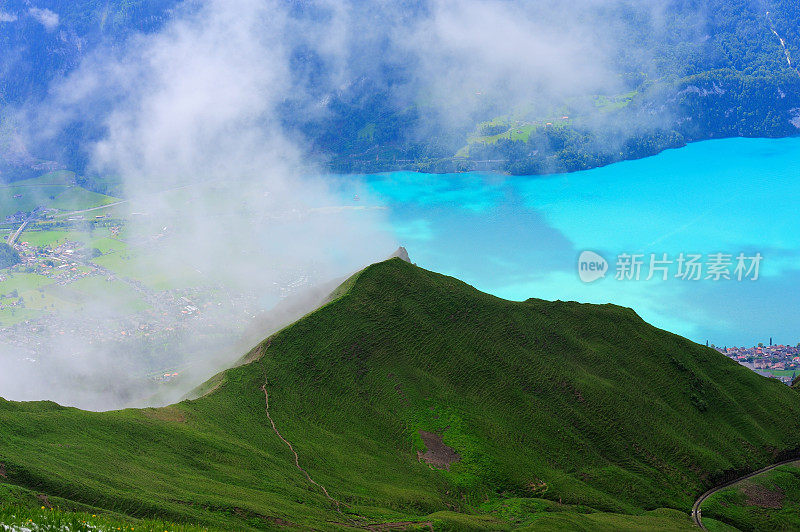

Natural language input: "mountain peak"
[388,246,410,263]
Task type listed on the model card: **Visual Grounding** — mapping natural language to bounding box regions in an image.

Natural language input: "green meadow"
[0,483,216,531]
[16,228,125,252]
[0,272,52,295]
[701,462,800,530]
[48,276,149,313]
[0,172,120,220]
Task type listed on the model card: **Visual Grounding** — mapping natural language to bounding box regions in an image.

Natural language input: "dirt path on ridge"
[260,377,436,531]
[260,380,344,512]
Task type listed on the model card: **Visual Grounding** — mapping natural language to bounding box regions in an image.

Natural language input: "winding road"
[691,458,800,529]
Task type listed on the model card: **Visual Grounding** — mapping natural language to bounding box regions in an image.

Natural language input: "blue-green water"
[339,137,800,346]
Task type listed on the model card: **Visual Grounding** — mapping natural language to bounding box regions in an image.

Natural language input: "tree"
[0,243,21,269]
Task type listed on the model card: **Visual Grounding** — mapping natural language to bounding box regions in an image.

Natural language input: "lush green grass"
[90,236,127,255]
[0,482,217,531]
[49,187,120,212]
[0,306,42,326]
[701,462,800,531]
[0,272,53,295]
[0,185,71,219]
[1,259,800,530]
[0,173,120,220]
[14,171,77,187]
[90,251,202,290]
[0,504,216,532]
[703,517,742,531]
[517,507,694,530]
[467,124,538,145]
[473,498,694,530]
[16,230,73,247]
[16,227,127,254]
[594,91,639,112]
[0,273,54,324]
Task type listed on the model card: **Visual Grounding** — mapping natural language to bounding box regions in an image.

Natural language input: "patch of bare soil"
[240,338,271,365]
[741,481,785,508]
[36,494,52,508]
[417,431,461,470]
[142,406,186,423]
[0,462,6,478]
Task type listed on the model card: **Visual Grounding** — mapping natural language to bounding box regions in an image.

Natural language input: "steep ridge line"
[691,457,800,529]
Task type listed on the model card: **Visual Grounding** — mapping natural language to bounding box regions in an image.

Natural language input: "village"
[714,342,800,384]
[0,223,270,387]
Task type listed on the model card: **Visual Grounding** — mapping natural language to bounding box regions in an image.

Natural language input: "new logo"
[578,251,608,283]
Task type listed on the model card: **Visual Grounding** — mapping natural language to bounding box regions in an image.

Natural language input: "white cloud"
[0,11,17,23]
[29,7,59,31]
[6,0,396,410]
[10,0,704,409]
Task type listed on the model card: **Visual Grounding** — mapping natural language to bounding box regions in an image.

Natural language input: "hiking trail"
[260,380,343,512]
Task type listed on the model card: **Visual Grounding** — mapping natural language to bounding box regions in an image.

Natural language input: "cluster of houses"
[13,239,98,284]
[4,207,60,224]
[4,211,28,224]
[714,341,800,384]
[0,227,326,391]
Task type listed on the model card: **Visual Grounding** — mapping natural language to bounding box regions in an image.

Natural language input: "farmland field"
[0,272,53,295]
[0,172,120,220]
[0,185,71,218]
[49,187,120,212]
[16,228,127,254]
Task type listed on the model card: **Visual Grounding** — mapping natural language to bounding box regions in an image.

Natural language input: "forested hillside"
[1,0,800,178]
[320,0,800,174]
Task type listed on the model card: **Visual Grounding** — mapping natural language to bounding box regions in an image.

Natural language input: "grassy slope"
[0,172,120,220]
[702,462,800,531]
[1,482,215,532]
[1,259,799,530]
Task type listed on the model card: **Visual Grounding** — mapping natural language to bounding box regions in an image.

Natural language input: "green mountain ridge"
[1,258,799,530]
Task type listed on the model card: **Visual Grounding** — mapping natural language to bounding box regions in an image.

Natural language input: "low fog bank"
[0,256,383,410]
[0,0,396,410]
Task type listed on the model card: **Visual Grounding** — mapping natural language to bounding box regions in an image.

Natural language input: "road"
[6,219,30,245]
[6,207,43,245]
[52,199,128,218]
[691,457,800,529]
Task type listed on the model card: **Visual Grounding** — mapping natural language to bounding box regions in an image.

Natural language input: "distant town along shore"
[714,341,800,384]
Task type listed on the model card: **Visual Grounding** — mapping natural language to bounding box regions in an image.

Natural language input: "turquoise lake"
[337,136,800,347]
